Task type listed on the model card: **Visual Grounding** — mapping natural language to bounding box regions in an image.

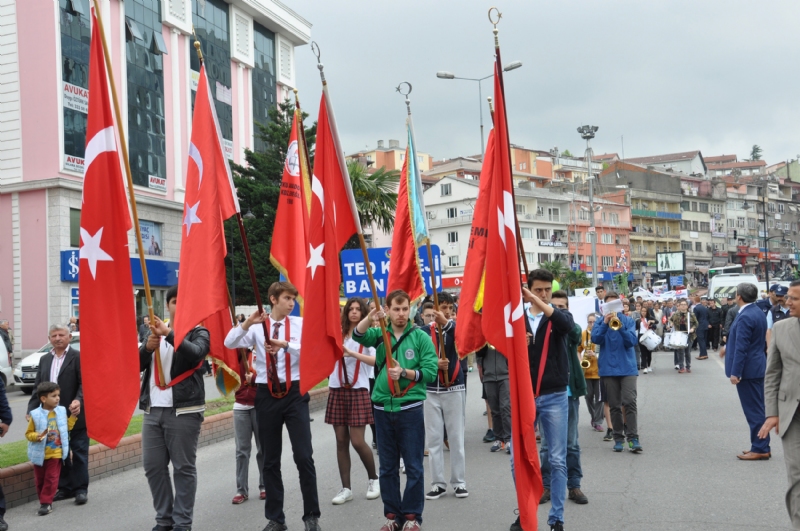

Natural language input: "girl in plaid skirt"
[326,298,381,505]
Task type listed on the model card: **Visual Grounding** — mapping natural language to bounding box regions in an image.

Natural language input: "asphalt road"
[3,349,793,530]
[2,375,223,443]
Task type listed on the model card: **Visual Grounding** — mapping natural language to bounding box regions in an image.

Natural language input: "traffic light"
[733,230,738,240]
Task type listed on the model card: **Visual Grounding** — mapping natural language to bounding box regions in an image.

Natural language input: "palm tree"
[540,260,568,285]
[564,270,590,295]
[347,161,400,233]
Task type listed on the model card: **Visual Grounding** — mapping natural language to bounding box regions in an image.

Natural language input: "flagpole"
[293,88,314,220]
[90,0,166,386]
[312,43,399,395]
[190,34,271,344]
[401,86,449,385]
[489,8,529,278]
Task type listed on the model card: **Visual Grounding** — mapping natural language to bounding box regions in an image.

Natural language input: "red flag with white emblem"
[481,64,542,530]
[78,8,140,448]
[298,90,359,395]
[172,63,241,394]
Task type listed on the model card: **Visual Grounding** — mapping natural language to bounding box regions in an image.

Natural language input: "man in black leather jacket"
[139,285,210,531]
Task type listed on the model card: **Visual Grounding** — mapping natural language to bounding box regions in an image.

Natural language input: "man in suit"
[519,269,575,531]
[760,279,800,527]
[693,296,709,359]
[720,282,770,460]
[26,324,88,504]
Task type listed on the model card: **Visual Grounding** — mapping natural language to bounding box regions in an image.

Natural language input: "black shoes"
[52,490,73,502]
[509,516,523,531]
[263,522,288,531]
[152,526,173,531]
[539,489,551,504]
[603,429,613,441]
[75,492,88,505]
[550,522,564,531]
[0,515,7,531]
[483,429,496,443]
[455,487,469,498]
[303,516,322,531]
[37,504,52,516]
[425,486,446,500]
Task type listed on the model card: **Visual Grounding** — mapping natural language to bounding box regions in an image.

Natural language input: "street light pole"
[579,125,600,287]
[762,184,769,287]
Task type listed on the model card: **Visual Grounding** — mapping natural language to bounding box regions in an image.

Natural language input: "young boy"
[26,382,77,516]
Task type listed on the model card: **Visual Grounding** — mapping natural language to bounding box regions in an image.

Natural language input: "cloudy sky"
[293,0,800,165]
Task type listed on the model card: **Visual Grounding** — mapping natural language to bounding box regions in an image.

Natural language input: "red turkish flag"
[455,129,495,356]
[299,91,358,395]
[270,110,311,312]
[481,65,542,530]
[78,8,140,448]
[172,64,240,393]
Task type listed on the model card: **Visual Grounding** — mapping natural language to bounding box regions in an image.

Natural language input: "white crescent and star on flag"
[79,227,113,280]
[184,201,202,236]
[307,174,326,279]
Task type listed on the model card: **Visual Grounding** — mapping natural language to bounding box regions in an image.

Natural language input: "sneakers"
[569,488,589,504]
[491,440,505,452]
[426,486,446,500]
[539,488,551,504]
[380,515,400,531]
[592,423,604,432]
[629,439,643,453]
[613,441,624,452]
[510,516,523,531]
[603,428,614,441]
[37,503,53,516]
[372,441,378,450]
[686,368,692,373]
[506,442,511,454]
[455,487,469,498]
[483,429,496,443]
[332,487,353,505]
[550,522,564,531]
[400,457,406,474]
[367,479,381,500]
[0,515,7,531]
[675,364,680,370]
[263,521,288,531]
[304,516,322,531]
[232,493,248,504]
[402,519,421,531]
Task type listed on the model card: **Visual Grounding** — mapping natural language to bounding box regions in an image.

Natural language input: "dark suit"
[726,304,769,454]
[693,303,709,357]
[27,346,88,495]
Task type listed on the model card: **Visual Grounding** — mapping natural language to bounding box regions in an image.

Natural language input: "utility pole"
[579,125,599,287]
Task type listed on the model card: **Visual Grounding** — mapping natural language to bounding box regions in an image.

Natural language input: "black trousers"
[59,427,89,494]
[256,382,320,525]
[0,480,5,516]
[708,325,720,349]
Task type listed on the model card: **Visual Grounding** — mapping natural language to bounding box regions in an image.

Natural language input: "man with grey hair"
[721,283,770,460]
[27,324,89,503]
[0,320,11,355]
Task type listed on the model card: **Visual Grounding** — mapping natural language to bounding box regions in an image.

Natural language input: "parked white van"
[708,273,760,302]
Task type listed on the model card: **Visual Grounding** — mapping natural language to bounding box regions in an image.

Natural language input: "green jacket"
[567,324,587,398]
[353,322,438,412]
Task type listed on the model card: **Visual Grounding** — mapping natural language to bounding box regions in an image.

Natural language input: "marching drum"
[639,329,662,351]
[668,331,689,349]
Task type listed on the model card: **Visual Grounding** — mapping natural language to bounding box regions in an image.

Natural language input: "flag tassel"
[90,0,166,386]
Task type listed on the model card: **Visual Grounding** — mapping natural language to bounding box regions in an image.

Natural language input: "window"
[448,255,460,267]
[538,253,551,264]
[585,255,595,266]
[737,217,745,228]
[578,209,589,221]
[135,220,164,255]
[447,231,458,243]
[516,204,526,214]
[536,229,549,240]
[69,209,81,247]
[714,243,725,251]
[609,212,619,225]
[769,202,776,213]
[126,0,168,189]
[60,0,91,170]
[417,155,423,164]
[695,242,703,251]
[748,218,757,230]
[692,221,698,231]
[681,220,692,231]
[548,207,560,221]
[426,211,435,220]
[570,232,579,242]
[728,218,735,228]
[681,241,692,250]
[710,203,722,214]
[446,207,457,219]
[699,202,709,213]
[519,162,527,170]
[192,0,233,157]
[769,219,775,229]
[602,256,614,267]
[253,23,277,153]
[779,203,785,213]
[691,202,698,212]
[525,252,536,264]
[700,222,710,232]
[601,233,613,244]
[681,201,690,211]
[521,228,534,239]
[586,232,594,243]
[440,183,451,196]
[615,235,626,245]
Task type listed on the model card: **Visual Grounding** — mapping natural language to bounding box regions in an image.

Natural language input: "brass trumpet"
[609,313,622,331]
[580,357,591,369]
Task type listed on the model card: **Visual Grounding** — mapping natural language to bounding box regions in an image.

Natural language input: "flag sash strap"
[387,330,418,398]
[429,325,459,387]
[534,322,552,398]
[153,355,204,389]
[266,317,292,398]
[338,344,363,389]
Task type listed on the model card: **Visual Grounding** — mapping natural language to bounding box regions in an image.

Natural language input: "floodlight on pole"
[578,124,600,286]
[503,61,523,72]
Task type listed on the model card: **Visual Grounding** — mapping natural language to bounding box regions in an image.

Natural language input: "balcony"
[428,215,473,227]
[632,209,681,220]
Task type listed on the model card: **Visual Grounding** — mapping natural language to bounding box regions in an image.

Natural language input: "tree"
[226,100,317,305]
[562,149,574,158]
[614,273,629,296]
[564,270,590,295]
[540,260,568,285]
[750,144,763,161]
[347,161,400,235]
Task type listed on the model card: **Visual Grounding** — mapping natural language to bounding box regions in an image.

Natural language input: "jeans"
[234,408,264,497]
[374,405,426,524]
[424,391,466,489]
[535,391,568,526]
[674,348,691,370]
[142,407,204,528]
[603,376,638,442]
[540,397,582,490]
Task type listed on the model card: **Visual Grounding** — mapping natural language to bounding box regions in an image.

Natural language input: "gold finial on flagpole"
[192,27,204,62]
[488,7,501,47]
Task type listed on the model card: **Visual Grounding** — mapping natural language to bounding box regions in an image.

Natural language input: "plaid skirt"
[325,387,374,426]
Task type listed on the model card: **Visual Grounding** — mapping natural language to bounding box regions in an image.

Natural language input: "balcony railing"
[428,215,473,227]
[631,209,682,220]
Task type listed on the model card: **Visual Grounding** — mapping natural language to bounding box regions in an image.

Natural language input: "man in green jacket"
[353,289,438,531]
[538,291,589,506]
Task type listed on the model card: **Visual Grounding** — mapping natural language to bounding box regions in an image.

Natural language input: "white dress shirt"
[148,336,174,407]
[224,315,302,384]
[49,345,70,382]
[328,337,375,390]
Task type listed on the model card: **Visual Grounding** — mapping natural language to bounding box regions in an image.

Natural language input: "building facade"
[0,0,310,352]
[678,177,729,278]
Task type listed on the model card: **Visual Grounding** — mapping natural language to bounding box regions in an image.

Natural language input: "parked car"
[14,333,81,394]
[0,339,12,388]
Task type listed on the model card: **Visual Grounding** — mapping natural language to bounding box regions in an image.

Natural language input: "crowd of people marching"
[3,275,800,531]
